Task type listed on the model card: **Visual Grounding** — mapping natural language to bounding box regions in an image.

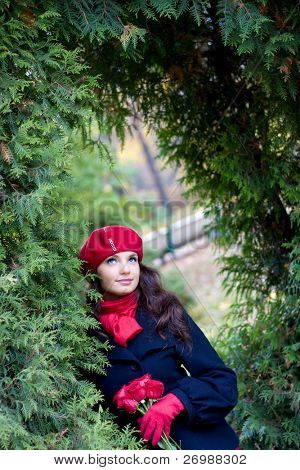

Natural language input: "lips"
[117,279,133,283]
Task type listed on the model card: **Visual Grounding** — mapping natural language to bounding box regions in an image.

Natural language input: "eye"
[106,258,116,264]
[129,256,137,263]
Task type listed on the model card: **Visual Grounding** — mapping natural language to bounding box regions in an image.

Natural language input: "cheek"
[131,262,139,271]
[99,266,118,284]
[133,265,140,278]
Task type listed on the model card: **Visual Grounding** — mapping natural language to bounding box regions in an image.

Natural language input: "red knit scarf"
[95,289,143,347]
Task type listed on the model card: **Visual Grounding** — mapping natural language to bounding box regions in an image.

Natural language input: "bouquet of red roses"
[113,373,181,449]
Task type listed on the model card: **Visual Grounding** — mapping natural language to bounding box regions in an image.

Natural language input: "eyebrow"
[108,253,137,258]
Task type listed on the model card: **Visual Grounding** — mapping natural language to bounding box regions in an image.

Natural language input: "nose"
[120,261,131,274]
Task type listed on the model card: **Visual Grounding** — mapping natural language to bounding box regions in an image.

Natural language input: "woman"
[78,225,240,450]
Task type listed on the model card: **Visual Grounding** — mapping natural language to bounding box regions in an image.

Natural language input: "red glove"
[137,393,185,447]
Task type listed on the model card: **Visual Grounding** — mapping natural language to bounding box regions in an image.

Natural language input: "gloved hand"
[137,393,186,447]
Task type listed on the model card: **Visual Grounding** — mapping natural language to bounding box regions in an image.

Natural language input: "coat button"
[130,363,139,370]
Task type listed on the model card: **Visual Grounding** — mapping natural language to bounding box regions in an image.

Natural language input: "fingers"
[139,413,151,436]
[151,421,164,447]
[143,418,157,443]
[138,415,164,447]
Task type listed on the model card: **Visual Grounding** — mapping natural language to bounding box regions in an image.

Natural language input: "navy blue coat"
[84,305,239,450]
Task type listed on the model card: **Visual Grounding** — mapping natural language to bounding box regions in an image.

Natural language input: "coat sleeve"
[170,308,238,426]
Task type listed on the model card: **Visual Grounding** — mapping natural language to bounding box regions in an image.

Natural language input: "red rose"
[113,374,165,414]
[126,373,151,401]
[126,381,147,401]
[113,386,138,413]
[146,379,164,399]
[128,373,151,387]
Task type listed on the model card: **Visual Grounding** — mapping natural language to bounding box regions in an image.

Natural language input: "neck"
[102,289,136,302]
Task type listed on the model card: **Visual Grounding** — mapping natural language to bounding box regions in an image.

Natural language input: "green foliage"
[0,1,144,450]
[217,1,273,46]
[79,0,298,449]
[217,1,300,99]
[1,0,299,450]
[215,251,300,449]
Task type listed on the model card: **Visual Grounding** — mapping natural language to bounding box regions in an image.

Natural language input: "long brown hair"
[86,262,193,352]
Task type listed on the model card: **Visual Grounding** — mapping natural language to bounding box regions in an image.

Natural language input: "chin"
[117,284,136,293]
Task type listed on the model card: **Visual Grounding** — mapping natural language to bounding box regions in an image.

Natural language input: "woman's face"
[96,251,140,299]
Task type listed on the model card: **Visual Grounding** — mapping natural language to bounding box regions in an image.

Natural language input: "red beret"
[78,225,143,274]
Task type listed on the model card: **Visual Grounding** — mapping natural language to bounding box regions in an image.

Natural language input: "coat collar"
[106,306,174,362]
